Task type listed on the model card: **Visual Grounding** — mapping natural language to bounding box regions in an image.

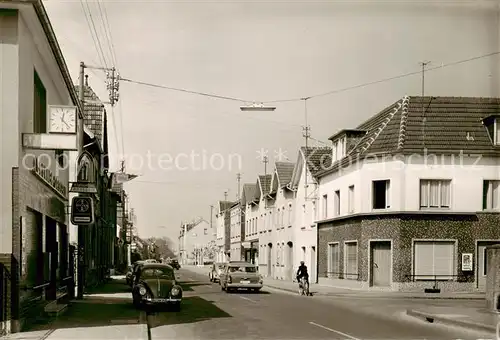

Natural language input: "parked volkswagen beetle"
[132,263,182,311]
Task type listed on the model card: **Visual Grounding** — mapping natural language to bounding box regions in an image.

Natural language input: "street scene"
[2,0,500,339]
[8,267,495,340]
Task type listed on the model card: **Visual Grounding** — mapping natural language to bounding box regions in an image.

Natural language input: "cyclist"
[296,261,309,293]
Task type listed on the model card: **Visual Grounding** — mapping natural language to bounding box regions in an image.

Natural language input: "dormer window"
[482,115,500,145]
[329,129,367,162]
[332,137,346,161]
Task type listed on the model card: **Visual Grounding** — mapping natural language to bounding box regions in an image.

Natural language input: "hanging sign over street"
[70,196,94,225]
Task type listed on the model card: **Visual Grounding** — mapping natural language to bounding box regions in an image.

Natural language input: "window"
[287,203,292,225]
[322,194,328,218]
[33,71,47,133]
[281,208,285,227]
[348,185,355,213]
[414,241,455,280]
[420,179,451,209]
[344,242,357,280]
[332,137,346,161]
[372,180,390,209]
[327,243,339,278]
[204,228,208,235]
[496,120,500,145]
[334,190,340,216]
[483,180,500,210]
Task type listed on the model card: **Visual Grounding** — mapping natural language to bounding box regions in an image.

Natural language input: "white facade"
[318,156,500,218]
[269,172,295,280]
[244,198,259,265]
[215,205,229,263]
[179,219,212,265]
[0,5,74,254]
[229,203,243,261]
[291,152,319,283]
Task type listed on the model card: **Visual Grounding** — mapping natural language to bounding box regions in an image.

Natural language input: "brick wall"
[13,167,68,329]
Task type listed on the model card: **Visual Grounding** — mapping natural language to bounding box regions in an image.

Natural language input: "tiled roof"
[74,84,105,144]
[241,184,257,204]
[300,146,332,176]
[218,201,234,213]
[258,174,272,196]
[317,96,500,177]
[275,161,295,187]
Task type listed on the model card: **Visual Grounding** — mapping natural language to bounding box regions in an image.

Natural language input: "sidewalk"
[1,277,148,340]
[406,306,498,335]
[263,277,485,300]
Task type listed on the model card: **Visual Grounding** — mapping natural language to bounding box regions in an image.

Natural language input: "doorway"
[370,241,392,287]
[267,243,272,277]
[477,241,500,291]
[287,242,293,280]
[310,246,316,283]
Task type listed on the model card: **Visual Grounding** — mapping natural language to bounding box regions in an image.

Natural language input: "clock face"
[49,106,76,133]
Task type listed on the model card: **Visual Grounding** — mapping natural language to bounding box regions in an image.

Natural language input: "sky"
[43,0,500,244]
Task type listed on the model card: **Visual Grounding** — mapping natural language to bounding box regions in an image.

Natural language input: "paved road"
[147,269,495,340]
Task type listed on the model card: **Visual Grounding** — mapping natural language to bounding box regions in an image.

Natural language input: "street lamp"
[240,102,276,111]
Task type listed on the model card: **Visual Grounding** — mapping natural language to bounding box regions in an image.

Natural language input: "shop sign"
[32,158,67,198]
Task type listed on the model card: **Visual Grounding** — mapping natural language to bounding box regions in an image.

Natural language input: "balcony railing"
[404,274,467,290]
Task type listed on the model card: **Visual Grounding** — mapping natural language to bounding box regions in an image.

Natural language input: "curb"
[139,310,149,340]
[265,284,484,300]
[406,309,496,334]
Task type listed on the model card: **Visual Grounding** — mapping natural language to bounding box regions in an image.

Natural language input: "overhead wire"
[121,51,500,105]
[120,78,252,103]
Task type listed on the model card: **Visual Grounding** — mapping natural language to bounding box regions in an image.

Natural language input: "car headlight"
[171,286,180,296]
[139,286,146,295]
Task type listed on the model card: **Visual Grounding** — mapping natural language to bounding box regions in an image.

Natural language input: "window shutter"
[433,242,454,280]
[493,181,500,209]
[414,242,435,280]
[420,180,429,207]
[440,180,451,207]
[345,243,357,279]
[429,181,439,207]
[385,181,391,208]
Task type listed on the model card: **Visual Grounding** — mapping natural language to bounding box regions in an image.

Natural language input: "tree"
[202,241,217,261]
[146,237,175,260]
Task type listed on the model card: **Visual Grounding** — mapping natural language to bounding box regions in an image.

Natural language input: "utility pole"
[224,191,228,202]
[210,205,214,230]
[76,61,85,300]
[262,156,268,176]
[302,98,311,201]
[420,61,430,149]
[236,173,241,201]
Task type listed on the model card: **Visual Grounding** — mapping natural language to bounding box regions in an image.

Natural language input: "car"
[208,262,227,283]
[132,263,182,311]
[219,263,263,293]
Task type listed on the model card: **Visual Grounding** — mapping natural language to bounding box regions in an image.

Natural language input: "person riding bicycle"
[296,261,309,288]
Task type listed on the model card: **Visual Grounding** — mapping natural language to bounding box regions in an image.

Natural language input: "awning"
[241,242,251,248]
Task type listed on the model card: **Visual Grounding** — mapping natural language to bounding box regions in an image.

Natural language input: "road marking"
[309,321,360,340]
[239,296,256,303]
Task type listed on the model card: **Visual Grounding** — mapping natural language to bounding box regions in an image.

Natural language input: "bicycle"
[297,277,310,296]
